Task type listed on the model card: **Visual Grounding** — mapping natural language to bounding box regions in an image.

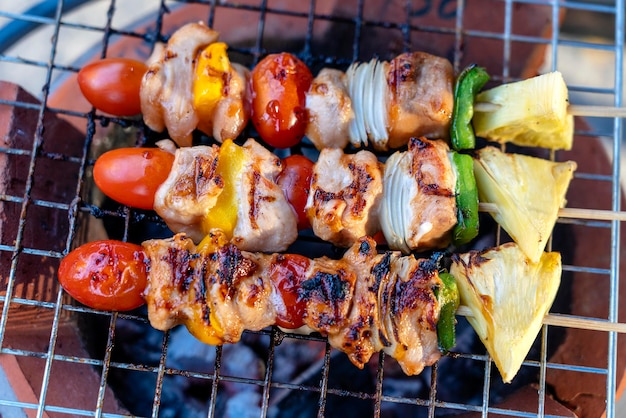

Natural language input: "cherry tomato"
[269,253,310,329]
[250,53,313,148]
[58,240,148,311]
[93,147,174,210]
[78,58,147,116]
[373,231,387,246]
[276,155,314,230]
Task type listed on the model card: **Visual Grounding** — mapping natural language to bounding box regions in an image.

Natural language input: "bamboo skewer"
[479,202,626,222]
[568,104,626,118]
[456,305,626,334]
[474,102,626,118]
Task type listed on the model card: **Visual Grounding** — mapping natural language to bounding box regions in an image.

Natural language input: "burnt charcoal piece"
[273,352,376,418]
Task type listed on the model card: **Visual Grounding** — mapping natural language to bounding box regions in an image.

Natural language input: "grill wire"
[0,0,624,417]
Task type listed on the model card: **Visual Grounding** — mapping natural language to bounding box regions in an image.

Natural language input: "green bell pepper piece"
[451,151,479,246]
[451,64,490,150]
[437,272,460,353]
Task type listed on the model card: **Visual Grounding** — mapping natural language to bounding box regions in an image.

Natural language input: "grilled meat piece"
[234,139,298,252]
[380,137,457,253]
[153,144,222,242]
[386,52,454,149]
[382,254,442,374]
[142,234,442,375]
[299,255,357,336]
[306,148,384,247]
[140,23,219,147]
[327,239,389,368]
[305,68,355,150]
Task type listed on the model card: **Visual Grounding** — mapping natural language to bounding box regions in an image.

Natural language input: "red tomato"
[78,58,147,116]
[250,53,313,148]
[93,147,174,210]
[269,253,310,329]
[58,240,148,311]
[276,155,314,230]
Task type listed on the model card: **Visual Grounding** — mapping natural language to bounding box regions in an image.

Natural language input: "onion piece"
[346,59,390,149]
[346,62,367,147]
[368,60,390,150]
[380,150,414,253]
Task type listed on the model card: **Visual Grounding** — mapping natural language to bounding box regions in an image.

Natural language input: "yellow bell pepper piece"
[188,230,230,345]
[193,42,231,120]
[197,230,229,254]
[201,139,247,239]
[185,308,224,346]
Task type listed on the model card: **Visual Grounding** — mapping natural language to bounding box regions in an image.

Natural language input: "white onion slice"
[380,150,414,253]
[368,60,390,149]
[346,59,390,149]
[346,62,367,147]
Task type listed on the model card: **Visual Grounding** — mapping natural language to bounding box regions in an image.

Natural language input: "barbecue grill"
[0,0,624,417]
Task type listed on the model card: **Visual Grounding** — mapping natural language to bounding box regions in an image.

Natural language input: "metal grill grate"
[0,0,624,417]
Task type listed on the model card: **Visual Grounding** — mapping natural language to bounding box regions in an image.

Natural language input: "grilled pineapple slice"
[473,147,576,263]
[450,243,561,383]
[473,71,574,150]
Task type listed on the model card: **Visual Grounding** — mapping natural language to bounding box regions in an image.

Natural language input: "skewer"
[474,102,626,118]
[568,104,626,118]
[456,305,626,334]
[479,202,626,222]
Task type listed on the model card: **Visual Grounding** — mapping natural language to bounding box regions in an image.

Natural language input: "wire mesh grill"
[0,0,624,417]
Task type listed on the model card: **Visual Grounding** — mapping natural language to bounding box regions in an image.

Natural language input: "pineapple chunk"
[450,243,561,383]
[474,147,576,263]
[473,71,574,150]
